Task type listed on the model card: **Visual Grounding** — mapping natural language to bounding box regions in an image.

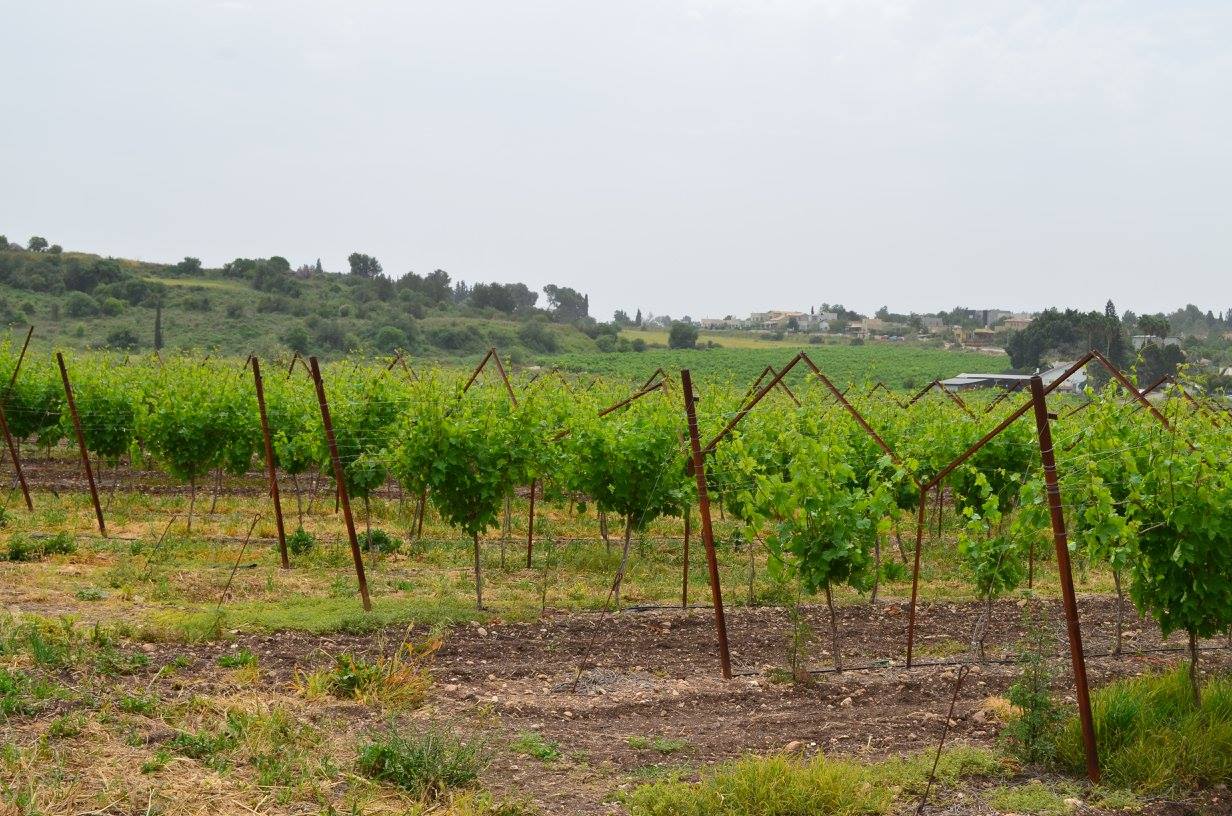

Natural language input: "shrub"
[357,727,488,802]
[217,648,257,669]
[104,328,140,351]
[518,321,559,353]
[64,291,99,317]
[357,528,402,554]
[287,528,315,556]
[373,325,408,354]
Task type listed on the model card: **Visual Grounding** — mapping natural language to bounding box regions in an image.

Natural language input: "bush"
[64,291,99,317]
[286,528,315,556]
[357,528,402,554]
[357,727,487,802]
[373,325,408,354]
[104,328,140,351]
[98,296,125,316]
[1055,667,1232,791]
[517,321,559,353]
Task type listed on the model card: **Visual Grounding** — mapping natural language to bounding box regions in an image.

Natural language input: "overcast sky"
[2,1,1229,321]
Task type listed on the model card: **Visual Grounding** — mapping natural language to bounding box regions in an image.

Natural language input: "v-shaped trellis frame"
[908,379,976,418]
[681,351,922,680]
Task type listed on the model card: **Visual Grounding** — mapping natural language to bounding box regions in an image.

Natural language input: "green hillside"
[0,239,605,363]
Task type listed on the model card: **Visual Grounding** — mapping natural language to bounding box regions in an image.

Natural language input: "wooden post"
[252,358,289,568]
[309,357,371,611]
[1030,374,1099,782]
[681,369,732,679]
[56,353,105,536]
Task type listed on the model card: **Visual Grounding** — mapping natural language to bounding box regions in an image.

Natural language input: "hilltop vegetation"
[0,235,610,362]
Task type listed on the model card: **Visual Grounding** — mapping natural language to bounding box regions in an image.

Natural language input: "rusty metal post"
[252,358,289,569]
[0,398,32,511]
[2,326,33,404]
[905,486,929,667]
[1030,374,1099,782]
[526,478,536,568]
[56,353,106,537]
[309,357,372,611]
[681,369,732,679]
[682,509,690,608]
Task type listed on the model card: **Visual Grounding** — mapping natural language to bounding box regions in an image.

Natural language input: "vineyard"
[0,342,1230,815]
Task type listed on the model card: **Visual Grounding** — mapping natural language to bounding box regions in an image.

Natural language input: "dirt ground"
[140,595,1232,815]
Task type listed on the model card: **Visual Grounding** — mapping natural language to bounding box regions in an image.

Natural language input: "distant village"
[642,306,1044,353]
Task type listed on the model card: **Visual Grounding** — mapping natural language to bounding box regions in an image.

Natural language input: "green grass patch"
[357,727,488,802]
[627,735,690,755]
[1055,666,1232,791]
[510,731,562,762]
[986,780,1071,815]
[152,593,480,638]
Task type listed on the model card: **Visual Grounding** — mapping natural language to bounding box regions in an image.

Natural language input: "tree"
[153,305,164,350]
[613,309,631,326]
[1137,315,1170,339]
[48,244,62,254]
[283,324,310,354]
[347,252,382,278]
[668,321,698,349]
[786,317,800,331]
[176,257,202,275]
[27,236,48,252]
[634,309,643,327]
[543,284,589,321]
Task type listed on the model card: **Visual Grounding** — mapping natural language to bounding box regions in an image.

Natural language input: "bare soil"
[142,595,1232,815]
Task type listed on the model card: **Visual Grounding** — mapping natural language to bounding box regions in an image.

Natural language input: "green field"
[548,342,1009,388]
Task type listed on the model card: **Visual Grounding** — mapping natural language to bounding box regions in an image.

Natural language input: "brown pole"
[1030,374,1099,782]
[309,357,372,611]
[526,478,536,568]
[2,326,33,404]
[681,369,731,679]
[0,398,32,511]
[56,353,106,536]
[252,358,289,569]
[682,509,690,609]
[905,486,928,667]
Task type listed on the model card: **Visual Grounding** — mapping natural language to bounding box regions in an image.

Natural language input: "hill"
[0,238,606,362]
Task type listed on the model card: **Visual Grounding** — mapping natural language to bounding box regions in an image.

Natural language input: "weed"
[357,727,488,802]
[217,648,257,669]
[1055,667,1232,791]
[1002,606,1062,765]
[628,736,690,755]
[74,587,107,601]
[511,731,561,762]
[118,692,160,716]
[987,780,1069,815]
[141,748,171,774]
[297,636,438,710]
[47,713,87,739]
[626,753,892,816]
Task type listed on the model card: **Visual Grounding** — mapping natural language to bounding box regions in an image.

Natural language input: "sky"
[2,0,1230,322]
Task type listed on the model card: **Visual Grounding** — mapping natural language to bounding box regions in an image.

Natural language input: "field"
[550,341,1007,388]
[0,347,1229,816]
